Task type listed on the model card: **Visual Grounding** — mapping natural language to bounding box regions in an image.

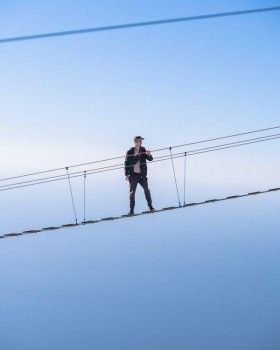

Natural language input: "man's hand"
[146,150,151,156]
[125,175,129,181]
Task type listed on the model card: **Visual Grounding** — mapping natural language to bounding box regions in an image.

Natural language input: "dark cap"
[134,136,144,141]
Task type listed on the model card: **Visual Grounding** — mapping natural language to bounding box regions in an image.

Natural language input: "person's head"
[133,136,144,148]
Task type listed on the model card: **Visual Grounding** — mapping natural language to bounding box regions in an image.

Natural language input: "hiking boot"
[149,206,155,212]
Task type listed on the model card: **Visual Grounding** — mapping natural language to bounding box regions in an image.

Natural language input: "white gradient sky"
[0,4,280,348]
[0,0,279,229]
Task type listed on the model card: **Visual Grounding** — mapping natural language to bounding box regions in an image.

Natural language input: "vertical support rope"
[83,170,86,223]
[169,147,181,207]
[66,166,78,224]
[183,152,187,205]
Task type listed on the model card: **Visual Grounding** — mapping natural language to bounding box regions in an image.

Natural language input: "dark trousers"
[129,172,152,210]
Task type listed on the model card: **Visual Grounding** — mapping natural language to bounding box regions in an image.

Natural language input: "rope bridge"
[1,186,279,240]
[0,125,279,239]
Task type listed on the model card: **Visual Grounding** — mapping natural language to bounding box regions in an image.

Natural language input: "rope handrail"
[0,125,279,183]
[0,133,279,193]
[0,132,279,192]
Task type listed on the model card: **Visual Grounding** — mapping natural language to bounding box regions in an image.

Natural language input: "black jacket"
[124,146,153,177]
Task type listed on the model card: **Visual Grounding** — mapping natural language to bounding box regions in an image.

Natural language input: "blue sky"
[1,0,279,174]
[0,0,279,231]
[0,2,280,349]
[1,194,280,349]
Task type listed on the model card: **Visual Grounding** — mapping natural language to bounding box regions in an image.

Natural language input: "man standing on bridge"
[124,136,154,215]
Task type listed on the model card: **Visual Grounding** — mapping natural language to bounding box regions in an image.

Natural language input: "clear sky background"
[0,0,279,230]
[0,3,280,349]
[0,0,279,173]
[1,194,280,350]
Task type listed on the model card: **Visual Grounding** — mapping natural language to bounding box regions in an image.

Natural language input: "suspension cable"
[66,167,78,224]
[1,6,279,45]
[83,171,86,223]
[183,152,187,206]
[169,147,181,206]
